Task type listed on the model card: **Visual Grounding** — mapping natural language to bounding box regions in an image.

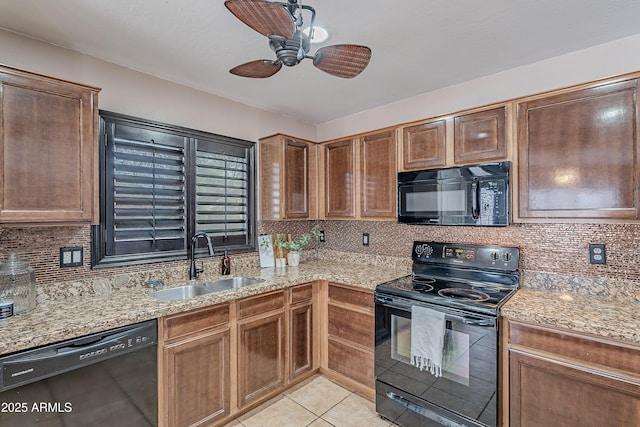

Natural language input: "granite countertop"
[501,288,640,345]
[3,255,639,356]
[0,259,409,356]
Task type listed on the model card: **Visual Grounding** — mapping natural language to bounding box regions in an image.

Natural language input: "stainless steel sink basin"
[204,276,263,293]
[150,276,263,301]
[150,284,212,301]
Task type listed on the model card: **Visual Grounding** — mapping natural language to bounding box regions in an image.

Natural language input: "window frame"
[92,111,256,268]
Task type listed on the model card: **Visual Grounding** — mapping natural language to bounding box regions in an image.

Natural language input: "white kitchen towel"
[410,305,446,377]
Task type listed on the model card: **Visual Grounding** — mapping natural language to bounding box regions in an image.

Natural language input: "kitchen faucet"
[189,232,215,280]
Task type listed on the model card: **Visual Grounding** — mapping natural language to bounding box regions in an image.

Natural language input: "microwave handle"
[471,178,479,219]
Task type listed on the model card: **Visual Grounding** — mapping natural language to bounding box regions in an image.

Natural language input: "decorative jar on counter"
[0,253,37,314]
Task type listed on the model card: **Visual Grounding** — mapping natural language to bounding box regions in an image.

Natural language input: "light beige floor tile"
[308,418,334,427]
[322,394,390,427]
[222,419,245,427]
[241,396,318,427]
[286,376,352,416]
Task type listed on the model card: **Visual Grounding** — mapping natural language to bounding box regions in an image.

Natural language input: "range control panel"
[413,241,519,272]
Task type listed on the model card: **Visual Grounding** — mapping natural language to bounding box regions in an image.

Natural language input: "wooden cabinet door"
[325,283,375,397]
[283,138,310,218]
[289,284,314,381]
[517,79,639,220]
[360,130,397,219]
[0,66,99,224]
[454,106,506,164]
[259,134,316,221]
[324,139,356,218]
[290,301,313,380]
[163,329,230,427]
[505,319,640,427]
[509,350,640,427]
[401,119,446,170]
[237,311,285,408]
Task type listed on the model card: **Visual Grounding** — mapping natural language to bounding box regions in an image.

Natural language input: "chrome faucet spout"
[189,232,215,280]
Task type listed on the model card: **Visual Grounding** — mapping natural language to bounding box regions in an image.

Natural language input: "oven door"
[374,293,498,427]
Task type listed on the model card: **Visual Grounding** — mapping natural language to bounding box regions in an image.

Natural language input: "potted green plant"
[275,224,322,266]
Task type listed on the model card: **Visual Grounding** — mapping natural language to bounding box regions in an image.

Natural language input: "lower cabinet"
[159,304,231,427]
[236,290,286,408]
[289,283,315,380]
[503,318,640,427]
[324,282,375,397]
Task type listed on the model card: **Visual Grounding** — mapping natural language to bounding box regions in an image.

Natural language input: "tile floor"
[224,375,393,427]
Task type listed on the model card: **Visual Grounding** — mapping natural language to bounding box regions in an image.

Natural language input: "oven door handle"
[386,392,467,427]
[375,296,495,327]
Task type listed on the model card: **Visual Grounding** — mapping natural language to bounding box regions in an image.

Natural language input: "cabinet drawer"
[328,304,373,348]
[507,320,640,374]
[290,283,313,305]
[328,284,373,311]
[163,303,229,341]
[237,290,285,319]
[328,337,374,389]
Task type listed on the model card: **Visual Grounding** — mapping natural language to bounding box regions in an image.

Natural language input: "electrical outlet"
[363,233,370,246]
[589,243,606,264]
[319,230,325,242]
[60,247,83,268]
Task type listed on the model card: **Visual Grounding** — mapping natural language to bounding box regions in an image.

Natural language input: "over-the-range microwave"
[397,162,510,226]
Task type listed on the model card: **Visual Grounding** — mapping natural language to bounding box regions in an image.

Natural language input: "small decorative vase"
[287,251,300,266]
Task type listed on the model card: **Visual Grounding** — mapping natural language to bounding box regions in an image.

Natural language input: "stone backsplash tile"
[2,220,640,293]
[260,220,640,283]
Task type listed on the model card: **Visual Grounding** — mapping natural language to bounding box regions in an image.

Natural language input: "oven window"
[389,314,471,386]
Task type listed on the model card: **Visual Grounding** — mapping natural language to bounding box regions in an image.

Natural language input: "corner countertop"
[0,260,409,356]
[501,288,640,345]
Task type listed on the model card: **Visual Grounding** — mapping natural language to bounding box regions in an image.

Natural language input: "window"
[92,111,256,267]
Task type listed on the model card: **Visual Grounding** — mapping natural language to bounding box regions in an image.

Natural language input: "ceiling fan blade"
[313,44,372,78]
[225,0,295,38]
[230,60,283,78]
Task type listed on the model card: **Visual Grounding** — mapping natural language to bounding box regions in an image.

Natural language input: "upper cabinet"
[360,130,397,219]
[516,78,639,222]
[259,134,317,221]
[454,106,507,164]
[399,105,509,171]
[322,138,357,219]
[320,130,397,220]
[400,119,446,170]
[0,65,100,224]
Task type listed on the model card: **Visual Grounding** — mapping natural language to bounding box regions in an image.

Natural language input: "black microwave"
[398,162,510,226]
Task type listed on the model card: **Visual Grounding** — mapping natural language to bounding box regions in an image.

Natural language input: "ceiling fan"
[225,0,372,78]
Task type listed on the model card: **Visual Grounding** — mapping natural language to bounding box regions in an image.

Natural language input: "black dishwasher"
[0,320,157,426]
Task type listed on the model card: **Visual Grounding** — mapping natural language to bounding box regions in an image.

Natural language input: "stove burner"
[413,277,436,284]
[438,288,490,302]
[413,283,434,293]
[471,284,511,294]
[412,277,435,293]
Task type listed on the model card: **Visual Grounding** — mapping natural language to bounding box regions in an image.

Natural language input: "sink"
[150,276,263,301]
[204,276,263,293]
[150,284,212,301]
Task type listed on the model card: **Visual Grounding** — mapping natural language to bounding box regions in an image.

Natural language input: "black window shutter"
[108,124,187,255]
[93,111,256,267]
[195,138,254,251]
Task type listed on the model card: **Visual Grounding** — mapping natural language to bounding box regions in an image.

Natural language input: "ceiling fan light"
[303,26,329,43]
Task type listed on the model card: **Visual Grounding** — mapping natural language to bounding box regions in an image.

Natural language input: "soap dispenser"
[221,250,231,275]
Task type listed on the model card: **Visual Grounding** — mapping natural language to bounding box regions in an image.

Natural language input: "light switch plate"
[60,247,83,268]
[363,233,370,246]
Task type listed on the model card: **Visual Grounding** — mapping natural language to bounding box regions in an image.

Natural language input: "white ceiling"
[1,0,640,124]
